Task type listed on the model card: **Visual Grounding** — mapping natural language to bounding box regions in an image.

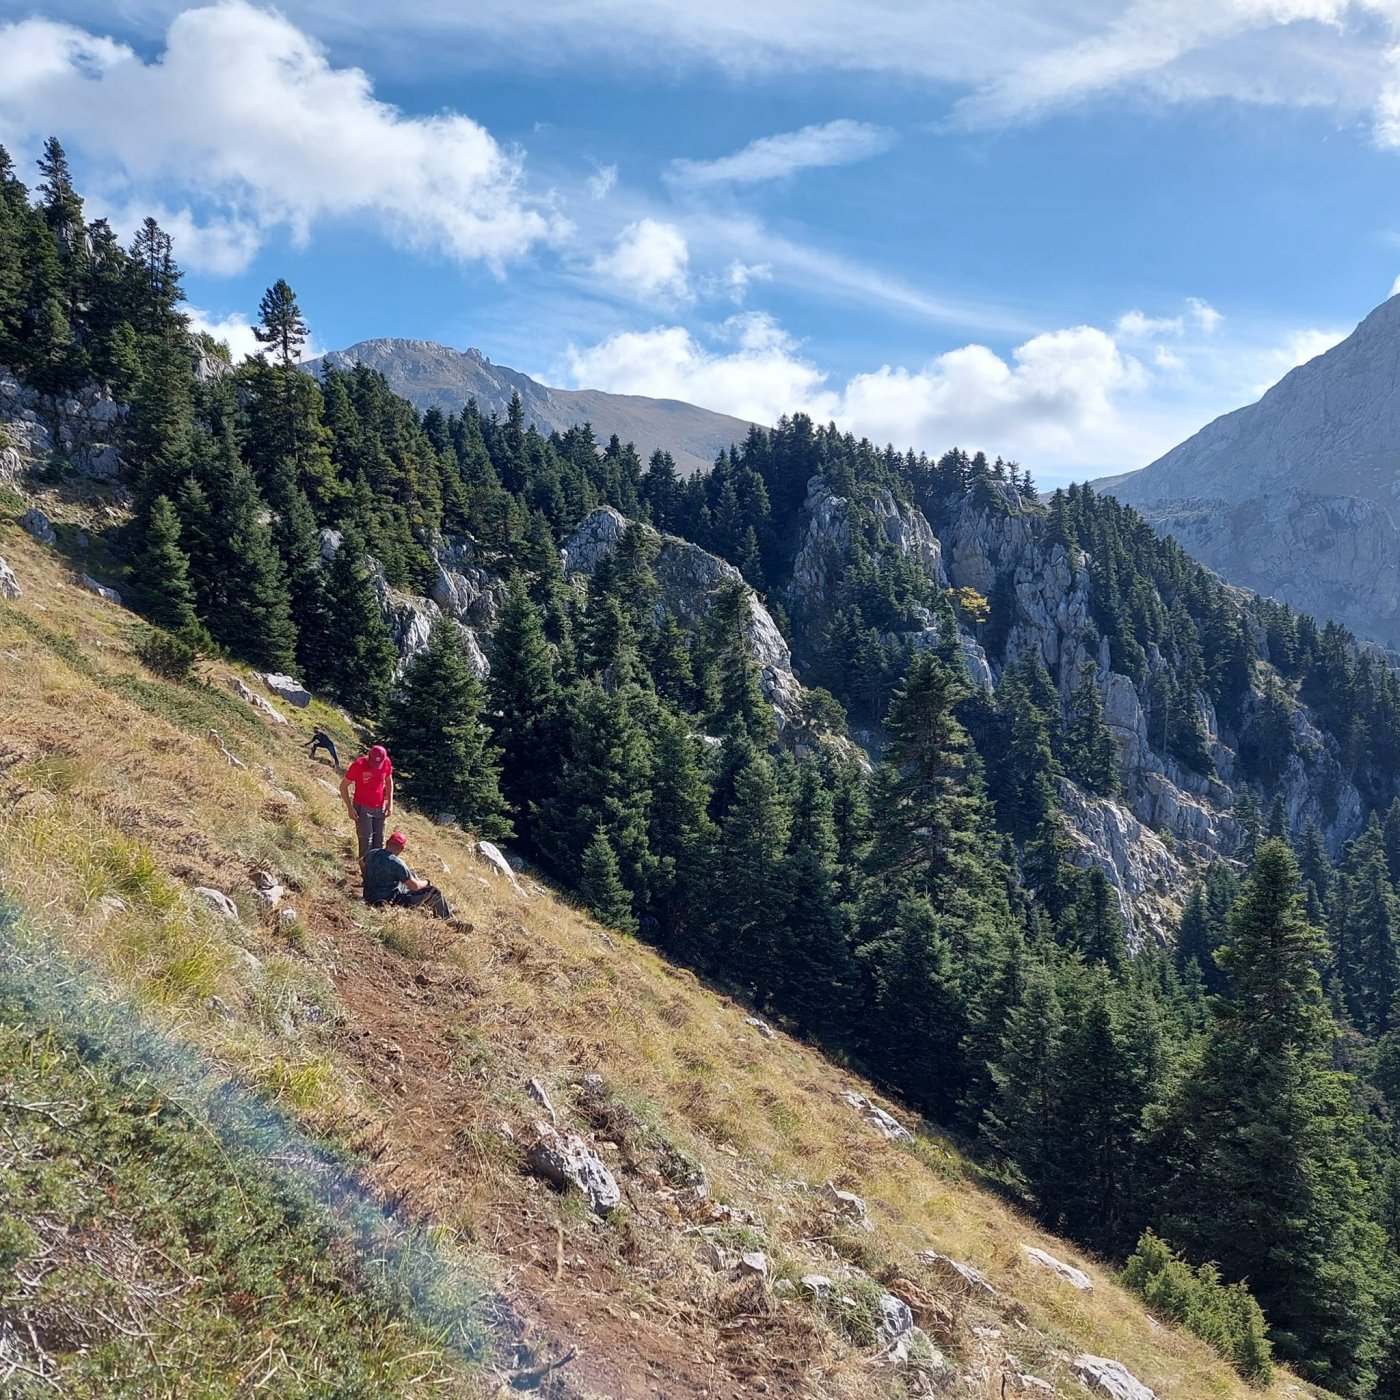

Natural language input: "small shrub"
[134,627,198,682]
[802,687,848,735]
[1122,1231,1273,1385]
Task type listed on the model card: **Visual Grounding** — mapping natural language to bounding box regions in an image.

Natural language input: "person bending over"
[305,727,340,771]
[362,831,452,919]
[341,744,393,863]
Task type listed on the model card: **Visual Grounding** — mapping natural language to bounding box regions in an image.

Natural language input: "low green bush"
[1122,1231,1273,1384]
[134,625,198,682]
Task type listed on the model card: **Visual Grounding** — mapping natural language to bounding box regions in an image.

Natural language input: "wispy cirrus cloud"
[667,119,894,187]
[25,0,1400,148]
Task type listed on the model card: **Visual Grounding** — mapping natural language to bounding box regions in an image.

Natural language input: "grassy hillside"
[0,504,1326,1398]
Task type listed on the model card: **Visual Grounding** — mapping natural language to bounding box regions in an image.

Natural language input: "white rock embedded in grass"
[1021,1244,1093,1292]
[919,1250,997,1300]
[1071,1355,1158,1400]
[821,1182,872,1230]
[193,886,240,922]
[19,507,55,545]
[0,555,19,600]
[839,1089,915,1144]
[477,840,526,897]
[80,574,121,605]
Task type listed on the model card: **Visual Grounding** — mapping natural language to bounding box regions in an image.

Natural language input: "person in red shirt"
[340,743,394,863]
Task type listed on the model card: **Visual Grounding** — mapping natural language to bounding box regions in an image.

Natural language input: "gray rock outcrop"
[318,528,490,679]
[80,575,121,605]
[839,1090,915,1144]
[563,506,804,726]
[1071,1356,1158,1400]
[0,370,124,479]
[526,1122,621,1214]
[20,508,55,546]
[0,556,19,601]
[262,673,311,708]
[193,886,240,922]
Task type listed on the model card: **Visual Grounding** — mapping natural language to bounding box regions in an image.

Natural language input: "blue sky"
[2,0,1400,484]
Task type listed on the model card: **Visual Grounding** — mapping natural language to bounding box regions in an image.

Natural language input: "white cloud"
[184,306,262,362]
[0,1,563,274]
[1252,325,1349,390]
[560,299,1360,478]
[668,119,894,186]
[565,314,834,424]
[1390,272,1400,297]
[591,219,691,302]
[99,0,1400,153]
[1187,296,1223,331]
[723,260,773,303]
[1116,309,1186,338]
[587,163,618,200]
[563,314,1152,470]
[34,0,1400,152]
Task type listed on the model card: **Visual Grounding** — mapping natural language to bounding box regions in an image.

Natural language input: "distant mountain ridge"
[1098,296,1400,647]
[304,338,753,477]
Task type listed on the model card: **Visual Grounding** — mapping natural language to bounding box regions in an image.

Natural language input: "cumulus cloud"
[563,314,1150,468]
[591,219,691,302]
[566,314,834,424]
[0,1,562,274]
[560,298,1353,477]
[668,120,894,186]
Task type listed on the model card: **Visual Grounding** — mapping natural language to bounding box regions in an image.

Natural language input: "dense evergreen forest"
[9,139,1400,1394]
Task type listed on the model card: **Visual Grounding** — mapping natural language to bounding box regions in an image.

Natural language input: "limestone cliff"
[1101,294,1400,648]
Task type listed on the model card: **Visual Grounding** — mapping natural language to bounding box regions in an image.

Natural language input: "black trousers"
[310,736,340,770]
[381,884,452,919]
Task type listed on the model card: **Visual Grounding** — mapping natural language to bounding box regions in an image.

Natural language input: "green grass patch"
[0,908,492,1396]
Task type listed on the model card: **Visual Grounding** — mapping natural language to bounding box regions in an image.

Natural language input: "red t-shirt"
[345,755,392,807]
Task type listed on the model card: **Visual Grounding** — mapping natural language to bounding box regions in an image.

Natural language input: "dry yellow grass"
[0,510,1325,1400]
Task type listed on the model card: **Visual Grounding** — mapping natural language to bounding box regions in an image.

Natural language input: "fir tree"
[253,278,309,366]
[861,895,966,1118]
[1064,661,1119,795]
[486,580,559,835]
[581,829,637,934]
[1152,841,1387,1393]
[774,763,860,1043]
[129,494,200,637]
[983,956,1066,1208]
[381,618,511,839]
[181,427,296,671]
[304,529,396,718]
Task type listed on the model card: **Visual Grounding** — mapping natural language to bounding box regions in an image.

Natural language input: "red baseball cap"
[367,744,388,767]
[387,830,407,849]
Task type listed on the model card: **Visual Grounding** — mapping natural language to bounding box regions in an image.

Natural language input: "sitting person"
[362,830,452,919]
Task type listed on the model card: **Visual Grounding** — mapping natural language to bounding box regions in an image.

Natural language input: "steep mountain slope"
[0,509,1301,1400]
[1099,296,1400,646]
[304,338,754,477]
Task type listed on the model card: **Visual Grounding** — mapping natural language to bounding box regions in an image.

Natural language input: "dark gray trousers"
[354,805,385,861]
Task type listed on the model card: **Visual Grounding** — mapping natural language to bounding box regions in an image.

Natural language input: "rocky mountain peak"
[1100,293,1400,648]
